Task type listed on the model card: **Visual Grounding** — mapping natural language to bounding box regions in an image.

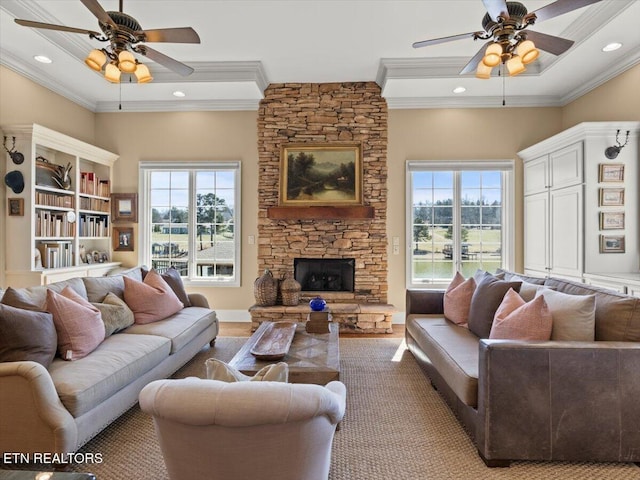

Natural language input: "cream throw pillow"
[490,288,553,341]
[443,272,476,327]
[511,275,554,302]
[535,289,596,341]
[205,358,289,382]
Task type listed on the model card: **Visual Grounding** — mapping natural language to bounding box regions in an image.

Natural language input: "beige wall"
[2,63,639,315]
[94,111,259,312]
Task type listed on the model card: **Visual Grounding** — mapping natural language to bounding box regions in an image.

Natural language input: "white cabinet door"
[524,192,549,274]
[550,184,583,278]
[550,142,583,190]
[524,156,548,196]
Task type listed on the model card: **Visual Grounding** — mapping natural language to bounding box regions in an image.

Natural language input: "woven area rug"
[20,337,640,479]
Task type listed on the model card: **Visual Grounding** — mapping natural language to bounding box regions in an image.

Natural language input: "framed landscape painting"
[279,143,363,206]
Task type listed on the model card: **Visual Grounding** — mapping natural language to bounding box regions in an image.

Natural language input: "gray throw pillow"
[467,275,522,339]
[1,286,45,311]
[141,267,191,307]
[0,303,57,367]
[92,292,135,337]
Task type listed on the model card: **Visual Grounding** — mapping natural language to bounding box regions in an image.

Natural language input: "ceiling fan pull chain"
[501,65,506,106]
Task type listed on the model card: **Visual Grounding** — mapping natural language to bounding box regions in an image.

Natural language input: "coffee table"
[229,321,340,385]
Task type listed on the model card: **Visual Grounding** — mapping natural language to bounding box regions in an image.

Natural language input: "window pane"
[409,168,507,286]
[145,166,239,284]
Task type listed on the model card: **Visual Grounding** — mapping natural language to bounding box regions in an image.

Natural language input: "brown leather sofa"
[405,271,640,467]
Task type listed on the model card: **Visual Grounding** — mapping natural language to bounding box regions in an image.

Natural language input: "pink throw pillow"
[124,269,184,324]
[45,287,105,361]
[443,272,476,327]
[489,288,553,341]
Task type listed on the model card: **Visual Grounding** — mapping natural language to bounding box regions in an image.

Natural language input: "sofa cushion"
[443,272,476,327]
[124,270,184,324]
[123,307,216,354]
[46,287,106,361]
[1,286,45,311]
[489,288,552,341]
[83,275,126,303]
[0,303,57,367]
[1,278,87,311]
[496,269,546,285]
[544,277,640,342]
[468,276,522,339]
[410,318,480,407]
[93,292,135,337]
[511,276,555,302]
[142,266,191,307]
[535,289,596,341]
[48,333,171,417]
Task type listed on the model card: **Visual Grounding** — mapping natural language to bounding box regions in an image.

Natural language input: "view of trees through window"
[148,169,236,281]
[410,170,503,283]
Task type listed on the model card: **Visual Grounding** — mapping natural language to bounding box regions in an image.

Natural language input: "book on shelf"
[36,241,73,269]
[80,171,110,197]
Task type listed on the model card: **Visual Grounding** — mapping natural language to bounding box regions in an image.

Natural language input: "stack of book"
[305,310,332,334]
[36,241,73,269]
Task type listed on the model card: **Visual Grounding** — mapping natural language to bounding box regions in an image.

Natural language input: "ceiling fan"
[413,0,603,78]
[14,0,200,83]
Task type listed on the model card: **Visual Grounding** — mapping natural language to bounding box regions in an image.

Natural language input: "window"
[139,162,241,286]
[406,161,514,287]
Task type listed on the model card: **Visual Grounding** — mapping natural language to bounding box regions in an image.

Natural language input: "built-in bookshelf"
[2,124,121,287]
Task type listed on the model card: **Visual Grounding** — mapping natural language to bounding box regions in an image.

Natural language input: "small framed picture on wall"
[111,193,138,223]
[599,164,625,183]
[599,188,624,207]
[600,235,625,253]
[8,198,24,216]
[599,211,625,230]
[113,226,134,252]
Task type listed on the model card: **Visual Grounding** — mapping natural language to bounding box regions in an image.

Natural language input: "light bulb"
[517,40,539,64]
[85,49,106,71]
[482,43,502,67]
[118,50,137,73]
[476,62,493,79]
[506,56,526,76]
[105,63,121,83]
[134,63,153,83]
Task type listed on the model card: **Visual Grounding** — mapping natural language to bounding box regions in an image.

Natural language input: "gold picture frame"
[599,211,625,230]
[111,193,138,223]
[279,143,363,206]
[113,226,134,252]
[600,235,625,253]
[8,197,24,216]
[599,163,625,183]
[599,187,624,206]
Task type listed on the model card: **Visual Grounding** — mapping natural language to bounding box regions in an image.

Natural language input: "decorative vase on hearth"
[280,273,301,306]
[309,296,327,312]
[254,269,278,306]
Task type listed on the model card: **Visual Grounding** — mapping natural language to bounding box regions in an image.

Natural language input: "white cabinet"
[3,124,120,287]
[521,142,583,278]
[520,121,640,281]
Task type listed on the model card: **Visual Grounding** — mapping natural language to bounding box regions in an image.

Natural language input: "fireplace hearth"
[294,258,355,292]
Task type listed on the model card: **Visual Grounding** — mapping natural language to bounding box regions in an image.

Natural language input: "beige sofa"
[0,267,218,458]
[406,270,640,466]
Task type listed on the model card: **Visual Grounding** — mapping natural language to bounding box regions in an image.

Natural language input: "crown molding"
[94,98,261,113]
[385,95,562,110]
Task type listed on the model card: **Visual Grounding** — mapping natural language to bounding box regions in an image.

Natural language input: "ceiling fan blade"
[532,0,603,23]
[413,32,479,49]
[139,27,201,44]
[15,19,101,36]
[80,0,117,28]
[483,0,510,21]
[137,45,194,76]
[460,40,494,75]
[525,30,574,55]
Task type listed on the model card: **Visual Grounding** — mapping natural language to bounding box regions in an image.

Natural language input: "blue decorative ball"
[309,296,327,312]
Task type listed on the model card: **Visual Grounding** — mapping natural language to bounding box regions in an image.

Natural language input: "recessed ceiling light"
[34,55,52,64]
[453,86,466,94]
[172,91,186,97]
[602,42,622,52]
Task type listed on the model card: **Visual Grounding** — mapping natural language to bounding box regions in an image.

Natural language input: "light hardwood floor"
[217,322,405,338]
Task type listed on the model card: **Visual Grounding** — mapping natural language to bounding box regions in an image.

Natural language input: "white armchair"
[139,377,346,480]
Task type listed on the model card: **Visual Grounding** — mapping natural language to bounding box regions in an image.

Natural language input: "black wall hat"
[4,170,25,194]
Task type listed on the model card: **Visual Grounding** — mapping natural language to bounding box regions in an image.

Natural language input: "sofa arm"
[476,339,640,464]
[406,289,444,315]
[188,293,210,308]
[0,361,77,455]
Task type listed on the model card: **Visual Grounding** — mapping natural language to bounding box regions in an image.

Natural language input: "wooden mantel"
[267,206,375,220]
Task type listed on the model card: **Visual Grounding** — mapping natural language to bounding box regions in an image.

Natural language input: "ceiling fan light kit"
[413,0,603,80]
[15,0,200,87]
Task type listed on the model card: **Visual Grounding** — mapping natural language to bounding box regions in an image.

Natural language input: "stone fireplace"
[294,258,355,292]
[253,82,394,332]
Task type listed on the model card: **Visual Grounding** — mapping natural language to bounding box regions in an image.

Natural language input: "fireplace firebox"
[294,258,355,292]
